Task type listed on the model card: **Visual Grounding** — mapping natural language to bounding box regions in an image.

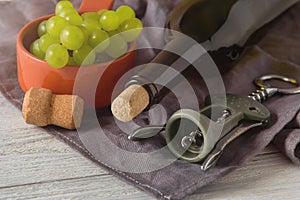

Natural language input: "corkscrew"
[129,75,300,171]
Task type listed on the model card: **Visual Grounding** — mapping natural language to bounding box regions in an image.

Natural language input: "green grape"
[99,11,120,31]
[73,44,96,65]
[116,5,135,23]
[37,20,47,37]
[57,7,78,18]
[67,56,77,66]
[105,35,128,58]
[30,39,45,59]
[60,25,84,50]
[97,9,108,18]
[46,16,69,40]
[78,26,90,44]
[38,34,58,52]
[55,0,73,15]
[81,18,101,32]
[118,18,143,42]
[107,30,120,37]
[65,13,83,25]
[88,30,110,53]
[45,44,69,69]
[81,12,100,21]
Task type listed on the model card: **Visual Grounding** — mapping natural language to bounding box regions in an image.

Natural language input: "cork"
[22,88,84,130]
[111,85,150,122]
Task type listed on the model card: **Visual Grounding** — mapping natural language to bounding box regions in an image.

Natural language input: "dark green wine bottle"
[167,0,238,42]
[124,0,239,108]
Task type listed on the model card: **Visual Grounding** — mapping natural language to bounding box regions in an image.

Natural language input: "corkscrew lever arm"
[201,120,266,171]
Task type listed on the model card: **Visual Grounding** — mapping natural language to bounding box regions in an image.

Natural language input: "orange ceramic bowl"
[17,15,136,109]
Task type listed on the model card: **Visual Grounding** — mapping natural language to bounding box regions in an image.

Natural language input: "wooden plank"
[0,153,107,188]
[187,150,300,200]
[0,127,70,155]
[0,94,28,131]
[0,175,151,200]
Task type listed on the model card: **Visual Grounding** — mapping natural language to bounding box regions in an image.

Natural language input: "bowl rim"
[17,14,137,69]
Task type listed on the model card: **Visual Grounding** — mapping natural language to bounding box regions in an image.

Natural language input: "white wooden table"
[1,92,300,200]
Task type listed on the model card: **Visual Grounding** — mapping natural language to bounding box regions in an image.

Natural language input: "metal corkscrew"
[129,75,300,171]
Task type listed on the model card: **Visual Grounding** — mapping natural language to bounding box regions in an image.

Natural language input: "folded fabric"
[1,1,300,200]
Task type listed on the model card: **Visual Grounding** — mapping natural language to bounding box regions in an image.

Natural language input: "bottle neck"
[227,0,239,9]
[125,75,159,105]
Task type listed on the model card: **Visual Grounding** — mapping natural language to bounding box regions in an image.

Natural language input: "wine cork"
[22,88,84,130]
[111,85,150,122]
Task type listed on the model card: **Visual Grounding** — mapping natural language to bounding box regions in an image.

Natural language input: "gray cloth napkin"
[1,1,300,200]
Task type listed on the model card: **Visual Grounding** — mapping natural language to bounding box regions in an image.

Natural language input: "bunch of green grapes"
[30,0,143,69]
